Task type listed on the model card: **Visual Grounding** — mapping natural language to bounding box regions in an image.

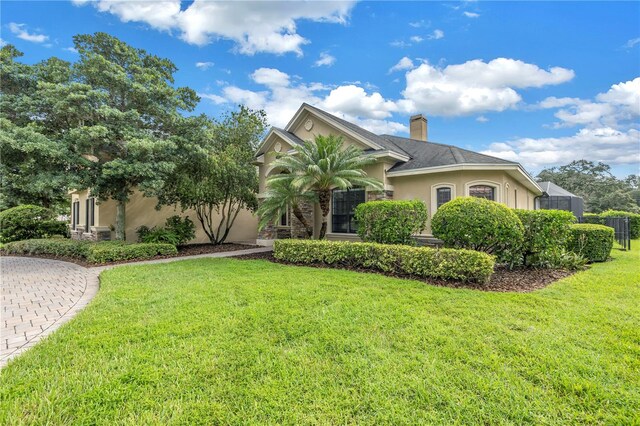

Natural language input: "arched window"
[431,183,456,214]
[469,185,495,201]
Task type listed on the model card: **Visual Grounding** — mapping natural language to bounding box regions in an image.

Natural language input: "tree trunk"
[318,189,331,239]
[292,204,313,238]
[115,200,126,241]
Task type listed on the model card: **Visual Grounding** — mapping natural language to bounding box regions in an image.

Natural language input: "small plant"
[534,248,587,270]
[136,216,195,246]
[431,197,524,265]
[355,200,428,245]
[164,216,196,245]
[567,224,614,262]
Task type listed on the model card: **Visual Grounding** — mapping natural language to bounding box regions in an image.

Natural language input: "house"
[70,102,542,245]
[254,103,542,245]
[68,190,258,243]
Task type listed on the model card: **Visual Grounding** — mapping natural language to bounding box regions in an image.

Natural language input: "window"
[469,185,495,201]
[436,187,451,209]
[332,188,365,233]
[280,209,289,227]
[85,198,95,232]
[72,201,80,230]
[514,189,518,208]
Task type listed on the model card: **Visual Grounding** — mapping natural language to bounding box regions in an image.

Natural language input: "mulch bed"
[1,243,256,268]
[233,251,581,293]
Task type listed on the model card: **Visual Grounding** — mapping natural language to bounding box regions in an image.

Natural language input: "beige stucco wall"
[71,189,258,243]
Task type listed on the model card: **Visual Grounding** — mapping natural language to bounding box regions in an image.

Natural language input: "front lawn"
[1,244,639,424]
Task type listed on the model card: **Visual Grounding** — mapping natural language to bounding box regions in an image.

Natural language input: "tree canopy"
[537,160,639,213]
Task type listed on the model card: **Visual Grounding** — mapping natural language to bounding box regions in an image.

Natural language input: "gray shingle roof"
[380,135,517,172]
[272,127,305,146]
[537,181,580,197]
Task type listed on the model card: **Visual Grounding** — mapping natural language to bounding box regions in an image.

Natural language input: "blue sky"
[2,1,639,177]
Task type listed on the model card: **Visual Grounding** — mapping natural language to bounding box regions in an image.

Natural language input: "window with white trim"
[469,185,495,201]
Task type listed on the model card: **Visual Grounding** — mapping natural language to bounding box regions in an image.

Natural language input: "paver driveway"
[0,257,99,367]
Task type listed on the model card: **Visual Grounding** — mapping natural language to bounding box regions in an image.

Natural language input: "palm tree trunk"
[292,204,313,238]
[318,189,331,239]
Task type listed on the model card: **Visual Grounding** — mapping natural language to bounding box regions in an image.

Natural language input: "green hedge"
[354,200,428,245]
[0,205,69,243]
[274,239,495,284]
[86,243,177,263]
[431,197,524,264]
[580,211,639,239]
[567,224,614,262]
[2,239,177,264]
[514,209,576,266]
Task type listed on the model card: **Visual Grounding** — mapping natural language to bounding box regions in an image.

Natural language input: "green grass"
[1,244,639,424]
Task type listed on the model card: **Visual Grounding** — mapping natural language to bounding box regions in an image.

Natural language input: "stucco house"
[254,103,542,245]
[70,102,542,244]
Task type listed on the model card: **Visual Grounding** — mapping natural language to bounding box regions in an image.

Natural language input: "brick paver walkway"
[0,246,272,368]
[0,257,99,367]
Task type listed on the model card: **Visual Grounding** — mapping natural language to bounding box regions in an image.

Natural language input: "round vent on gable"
[304,119,314,131]
[274,141,282,152]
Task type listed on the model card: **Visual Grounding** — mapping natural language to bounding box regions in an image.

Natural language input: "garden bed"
[235,251,580,292]
[1,242,256,267]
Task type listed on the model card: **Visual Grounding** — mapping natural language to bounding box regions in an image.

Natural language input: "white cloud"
[8,23,49,43]
[201,67,405,133]
[73,0,355,55]
[0,38,6,47]
[476,116,489,122]
[482,128,640,168]
[410,36,424,43]
[63,47,78,53]
[399,58,575,116]
[314,52,336,67]
[390,40,411,48]
[622,37,640,49]
[409,20,429,28]
[198,93,227,104]
[540,78,640,128]
[428,29,444,40]
[388,56,415,74]
[463,11,480,18]
[483,78,640,169]
[251,68,291,87]
[195,61,214,70]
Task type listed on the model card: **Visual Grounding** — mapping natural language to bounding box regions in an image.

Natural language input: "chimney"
[409,114,428,141]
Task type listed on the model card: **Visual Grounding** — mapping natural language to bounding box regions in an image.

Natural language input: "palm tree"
[268,134,383,239]
[257,177,316,238]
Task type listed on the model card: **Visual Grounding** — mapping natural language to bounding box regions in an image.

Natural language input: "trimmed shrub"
[514,209,576,266]
[1,239,176,264]
[581,213,603,225]
[0,205,68,243]
[431,197,524,264]
[86,243,177,263]
[599,210,640,239]
[355,200,428,245]
[567,224,614,262]
[274,239,495,283]
[2,238,94,258]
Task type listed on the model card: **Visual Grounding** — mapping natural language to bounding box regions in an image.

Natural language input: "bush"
[514,209,576,266]
[274,239,495,284]
[599,210,640,239]
[2,239,177,264]
[136,216,195,245]
[355,200,428,245]
[164,216,196,245]
[0,205,69,243]
[567,224,614,262]
[535,247,587,270]
[86,243,177,263]
[431,197,524,264]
